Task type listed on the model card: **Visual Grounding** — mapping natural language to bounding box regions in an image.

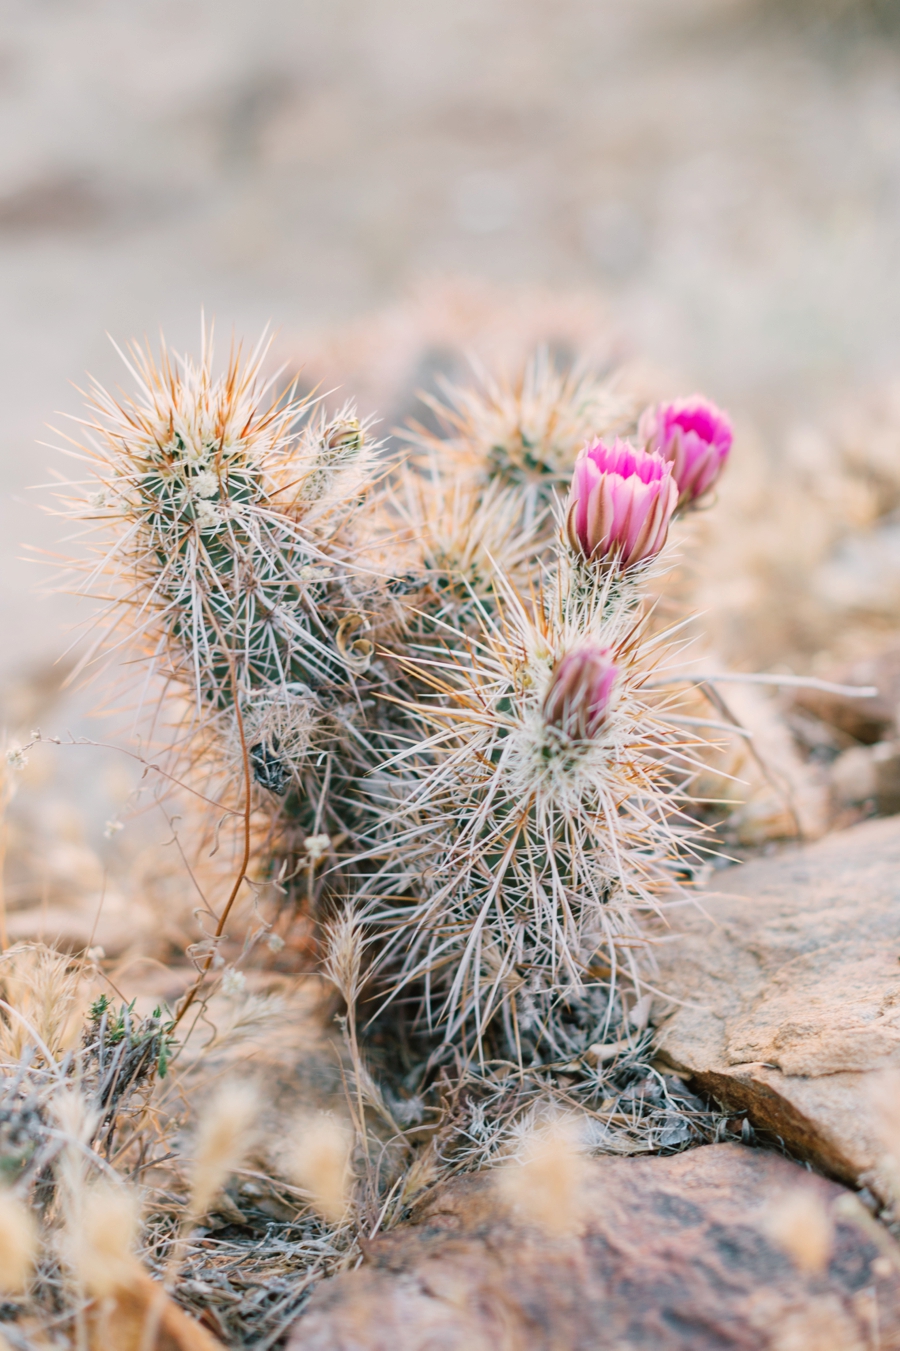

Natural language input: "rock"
[288,1143,900,1351]
[830,744,879,804]
[874,742,900,815]
[3,891,157,958]
[686,679,829,844]
[792,648,900,745]
[830,740,900,814]
[814,525,900,624]
[654,815,900,1201]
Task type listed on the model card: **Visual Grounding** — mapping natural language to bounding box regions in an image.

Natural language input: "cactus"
[62,333,389,791]
[403,347,639,534]
[359,534,703,1060]
[60,327,728,1071]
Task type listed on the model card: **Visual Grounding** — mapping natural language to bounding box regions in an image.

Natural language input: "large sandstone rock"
[654,815,900,1199]
[289,1143,900,1350]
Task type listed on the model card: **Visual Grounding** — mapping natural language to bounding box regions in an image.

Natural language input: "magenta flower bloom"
[639,396,732,507]
[565,438,676,568]
[543,645,617,740]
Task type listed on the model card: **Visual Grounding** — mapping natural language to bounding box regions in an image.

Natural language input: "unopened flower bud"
[639,396,732,507]
[543,645,617,739]
[565,439,676,568]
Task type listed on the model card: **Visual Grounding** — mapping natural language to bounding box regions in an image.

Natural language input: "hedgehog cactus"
[360,537,699,1058]
[63,334,390,801]
[60,327,730,1073]
[403,347,639,535]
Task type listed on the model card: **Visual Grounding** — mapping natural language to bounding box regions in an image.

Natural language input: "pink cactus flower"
[639,396,732,507]
[565,438,677,568]
[543,645,618,740]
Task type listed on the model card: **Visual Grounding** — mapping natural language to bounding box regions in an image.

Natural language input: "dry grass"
[186,1082,259,1224]
[0,1191,37,1295]
[764,1189,834,1275]
[0,931,739,1347]
[0,944,86,1063]
[284,1114,353,1225]
[493,1116,589,1238]
[71,1179,142,1297]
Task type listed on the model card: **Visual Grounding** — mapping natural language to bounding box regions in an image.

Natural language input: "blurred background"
[4,0,900,670]
[4,0,900,955]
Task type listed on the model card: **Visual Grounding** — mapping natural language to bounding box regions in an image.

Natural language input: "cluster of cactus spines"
[389,469,544,639]
[60,332,397,799]
[404,346,639,531]
[63,328,733,1071]
[359,580,703,1056]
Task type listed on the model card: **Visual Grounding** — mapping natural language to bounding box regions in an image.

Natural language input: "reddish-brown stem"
[172,621,253,1030]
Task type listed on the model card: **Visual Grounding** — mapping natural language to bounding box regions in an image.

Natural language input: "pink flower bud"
[639,396,732,507]
[542,645,617,740]
[565,438,676,568]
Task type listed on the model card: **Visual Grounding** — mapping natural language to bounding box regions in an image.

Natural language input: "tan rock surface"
[288,1143,900,1351]
[654,815,900,1197]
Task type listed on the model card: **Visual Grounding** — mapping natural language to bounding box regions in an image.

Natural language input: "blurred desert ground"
[3,0,900,948]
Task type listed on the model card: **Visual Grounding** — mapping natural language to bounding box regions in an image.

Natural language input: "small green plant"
[85,994,176,1089]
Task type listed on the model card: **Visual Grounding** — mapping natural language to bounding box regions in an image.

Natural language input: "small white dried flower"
[103,818,123,838]
[5,748,27,770]
[221,966,246,999]
[393,1096,425,1127]
[86,946,106,963]
[304,833,331,862]
[192,468,219,499]
[267,933,285,953]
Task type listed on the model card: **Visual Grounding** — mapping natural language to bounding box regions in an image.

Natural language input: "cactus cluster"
[61,328,733,1074]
